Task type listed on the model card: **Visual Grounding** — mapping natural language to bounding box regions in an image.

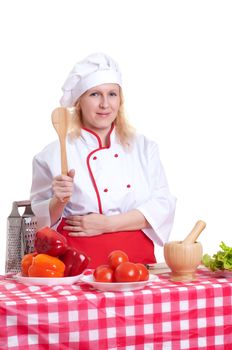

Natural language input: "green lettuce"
[202,241,232,271]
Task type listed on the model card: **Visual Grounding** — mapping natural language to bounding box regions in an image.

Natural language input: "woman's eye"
[89,91,118,97]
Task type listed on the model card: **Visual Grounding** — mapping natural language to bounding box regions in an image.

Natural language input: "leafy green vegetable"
[202,242,232,271]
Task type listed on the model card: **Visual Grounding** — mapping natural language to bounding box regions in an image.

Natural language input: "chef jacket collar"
[80,123,116,149]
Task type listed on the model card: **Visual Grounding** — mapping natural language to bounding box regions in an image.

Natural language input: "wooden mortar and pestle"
[164,220,206,282]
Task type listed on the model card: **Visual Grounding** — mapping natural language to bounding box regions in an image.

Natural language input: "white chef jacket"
[30,126,176,246]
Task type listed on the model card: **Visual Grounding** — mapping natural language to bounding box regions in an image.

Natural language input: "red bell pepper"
[35,226,68,257]
[60,247,90,277]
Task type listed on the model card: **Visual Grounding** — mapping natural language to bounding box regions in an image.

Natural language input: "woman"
[30,53,176,268]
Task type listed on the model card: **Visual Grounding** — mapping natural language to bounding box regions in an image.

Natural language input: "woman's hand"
[52,169,75,203]
[63,210,150,237]
[49,169,75,226]
[63,213,108,237]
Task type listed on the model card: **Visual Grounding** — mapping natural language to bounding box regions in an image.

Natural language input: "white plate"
[80,274,159,292]
[212,270,232,278]
[200,266,232,278]
[146,262,171,274]
[15,273,83,286]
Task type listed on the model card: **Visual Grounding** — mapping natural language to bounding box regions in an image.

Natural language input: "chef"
[30,52,176,268]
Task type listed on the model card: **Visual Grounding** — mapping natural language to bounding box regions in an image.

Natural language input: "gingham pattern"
[0,269,232,350]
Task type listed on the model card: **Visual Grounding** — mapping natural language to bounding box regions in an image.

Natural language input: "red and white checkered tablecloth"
[0,269,232,350]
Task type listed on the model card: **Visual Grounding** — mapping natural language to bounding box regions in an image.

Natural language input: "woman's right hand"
[52,169,75,203]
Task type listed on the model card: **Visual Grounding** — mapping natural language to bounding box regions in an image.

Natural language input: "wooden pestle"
[182,220,206,245]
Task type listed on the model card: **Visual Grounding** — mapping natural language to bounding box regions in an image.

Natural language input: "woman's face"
[79,83,120,135]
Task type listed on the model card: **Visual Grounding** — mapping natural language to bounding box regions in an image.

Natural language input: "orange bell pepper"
[21,252,37,276]
[28,254,65,278]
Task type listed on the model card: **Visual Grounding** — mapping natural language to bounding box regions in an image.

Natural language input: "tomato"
[136,263,149,281]
[93,265,114,282]
[114,262,140,282]
[108,250,129,270]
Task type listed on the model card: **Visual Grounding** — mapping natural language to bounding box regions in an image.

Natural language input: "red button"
[93,156,97,160]
[127,184,131,188]
[104,188,108,192]
[114,154,119,157]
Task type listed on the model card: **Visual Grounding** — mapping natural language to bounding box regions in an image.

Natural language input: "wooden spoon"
[51,107,75,175]
[182,220,206,245]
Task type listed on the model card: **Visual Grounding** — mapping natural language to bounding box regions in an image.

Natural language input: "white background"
[0,0,231,274]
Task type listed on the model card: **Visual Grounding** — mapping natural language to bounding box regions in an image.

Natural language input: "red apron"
[57,219,156,268]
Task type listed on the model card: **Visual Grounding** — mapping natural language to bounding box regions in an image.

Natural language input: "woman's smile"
[96,112,111,117]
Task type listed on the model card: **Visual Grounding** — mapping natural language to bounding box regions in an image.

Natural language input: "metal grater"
[5,200,37,274]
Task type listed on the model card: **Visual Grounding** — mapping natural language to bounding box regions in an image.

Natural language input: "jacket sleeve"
[30,154,53,229]
[136,141,176,246]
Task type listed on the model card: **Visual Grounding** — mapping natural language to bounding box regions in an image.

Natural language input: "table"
[0,269,232,350]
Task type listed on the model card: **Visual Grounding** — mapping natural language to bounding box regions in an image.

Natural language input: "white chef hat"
[60,52,122,107]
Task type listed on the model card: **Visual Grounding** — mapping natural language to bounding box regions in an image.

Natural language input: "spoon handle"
[182,220,206,244]
[60,137,68,175]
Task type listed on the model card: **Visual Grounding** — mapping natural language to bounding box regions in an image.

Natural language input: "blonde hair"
[68,89,135,148]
